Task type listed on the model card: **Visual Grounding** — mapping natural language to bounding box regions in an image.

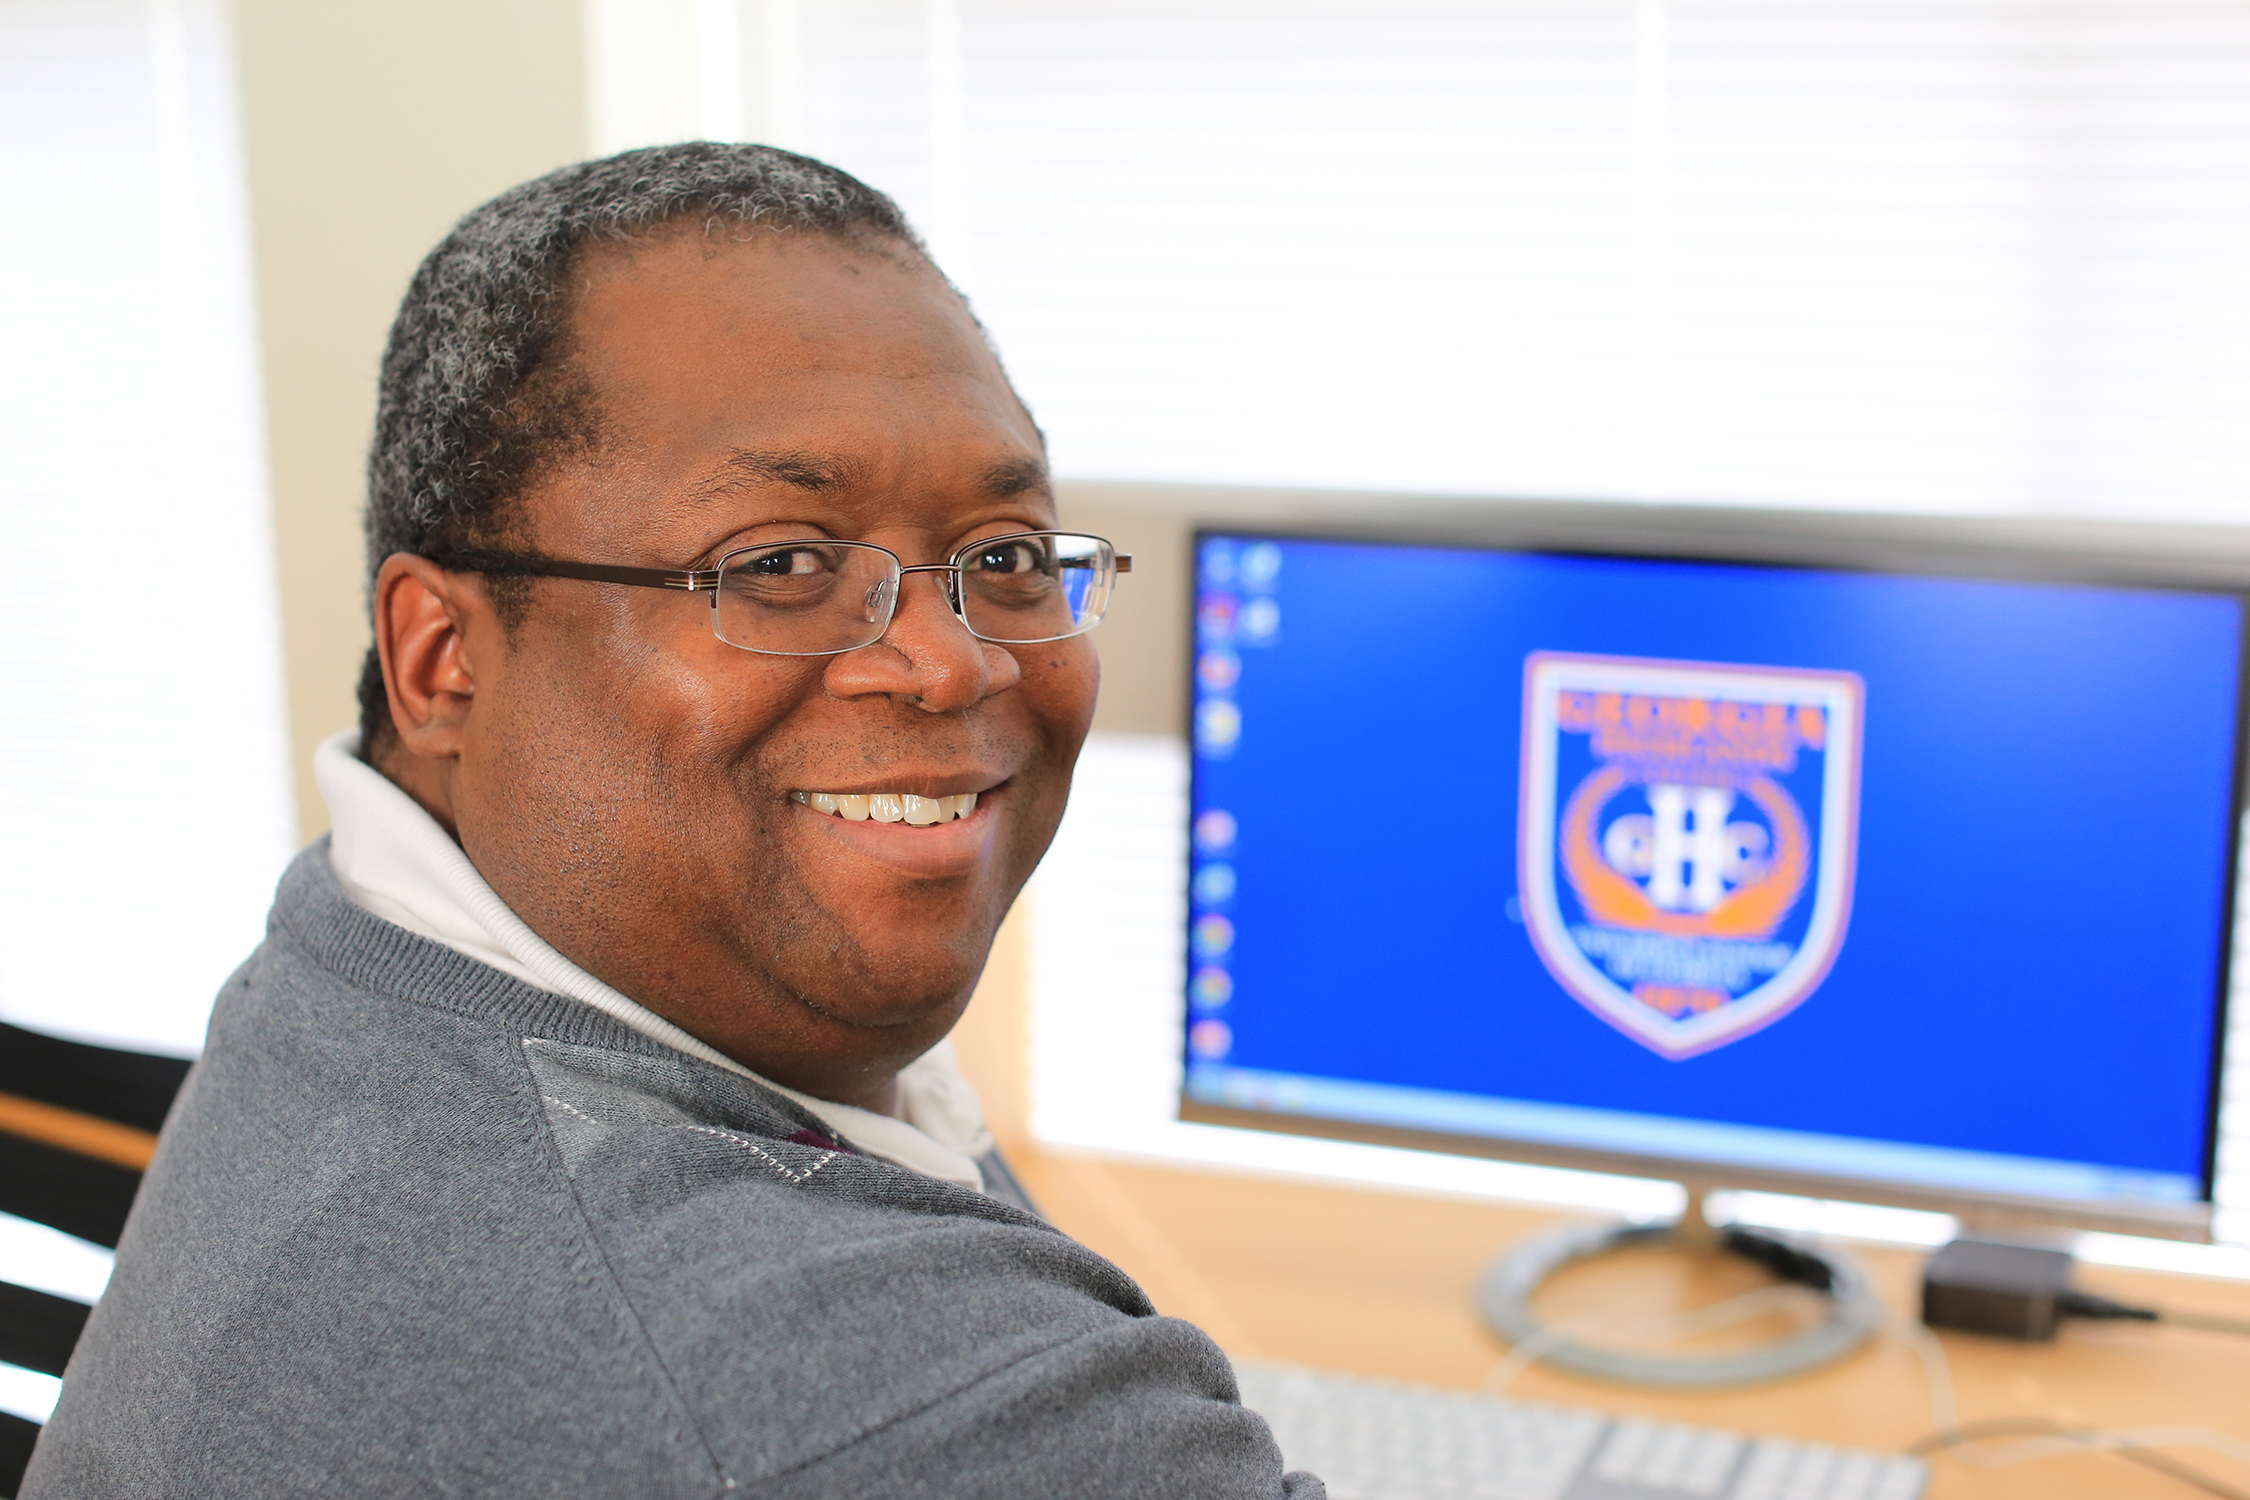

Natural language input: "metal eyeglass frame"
[428,530,1132,657]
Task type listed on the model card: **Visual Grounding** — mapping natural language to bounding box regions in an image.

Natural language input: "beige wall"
[234,0,590,840]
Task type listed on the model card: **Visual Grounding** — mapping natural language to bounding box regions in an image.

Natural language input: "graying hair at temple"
[356,141,924,748]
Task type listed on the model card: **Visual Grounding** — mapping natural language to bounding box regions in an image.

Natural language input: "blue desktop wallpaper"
[1185,535,2242,1184]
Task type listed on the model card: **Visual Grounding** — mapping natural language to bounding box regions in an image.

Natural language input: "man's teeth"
[791,790,979,824]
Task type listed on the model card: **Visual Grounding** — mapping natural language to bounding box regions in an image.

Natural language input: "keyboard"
[1236,1363,1928,1500]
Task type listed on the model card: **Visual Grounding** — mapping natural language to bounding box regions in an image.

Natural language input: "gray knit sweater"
[24,846,1323,1498]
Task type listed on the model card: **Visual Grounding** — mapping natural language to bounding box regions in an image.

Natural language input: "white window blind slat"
[0,0,294,1057]
[770,0,2250,520]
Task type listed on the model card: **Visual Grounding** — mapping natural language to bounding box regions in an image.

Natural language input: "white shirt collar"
[314,728,994,1191]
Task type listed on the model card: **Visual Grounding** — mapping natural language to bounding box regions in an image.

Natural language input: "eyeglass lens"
[707,533,1114,656]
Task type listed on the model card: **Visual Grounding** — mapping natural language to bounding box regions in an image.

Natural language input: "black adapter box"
[1921,1238,2076,1340]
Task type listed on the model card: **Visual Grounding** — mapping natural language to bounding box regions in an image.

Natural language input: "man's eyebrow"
[699,448,869,494]
[980,456,1052,498]
[692,449,1047,499]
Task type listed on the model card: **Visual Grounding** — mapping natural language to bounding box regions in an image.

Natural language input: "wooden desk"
[1008,1147,2250,1499]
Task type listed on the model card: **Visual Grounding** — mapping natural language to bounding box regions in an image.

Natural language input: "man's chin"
[781,970,979,1041]
[764,904,1000,1032]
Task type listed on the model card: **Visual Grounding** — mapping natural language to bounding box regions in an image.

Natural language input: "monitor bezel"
[1176,504,2250,1243]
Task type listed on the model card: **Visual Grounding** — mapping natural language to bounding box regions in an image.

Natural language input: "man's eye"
[743,546,836,576]
[972,541,1047,574]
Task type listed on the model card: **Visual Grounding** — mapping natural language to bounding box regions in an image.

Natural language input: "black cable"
[2059,1291,2160,1323]
[1908,1416,2250,1500]
[2061,1291,2250,1339]
[1721,1225,1837,1292]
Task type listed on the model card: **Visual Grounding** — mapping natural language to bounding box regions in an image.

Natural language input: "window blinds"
[774,0,2250,521]
[0,0,294,1056]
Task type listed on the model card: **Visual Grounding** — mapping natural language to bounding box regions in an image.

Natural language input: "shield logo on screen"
[1518,652,1864,1059]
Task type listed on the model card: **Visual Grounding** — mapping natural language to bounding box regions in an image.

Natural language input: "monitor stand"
[1473,1184,1885,1387]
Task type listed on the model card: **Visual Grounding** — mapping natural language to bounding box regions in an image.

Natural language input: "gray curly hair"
[358,142,927,750]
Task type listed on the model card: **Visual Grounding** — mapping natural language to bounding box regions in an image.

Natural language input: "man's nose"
[822,568,1018,711]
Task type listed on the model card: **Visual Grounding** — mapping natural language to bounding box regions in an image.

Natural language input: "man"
[26,144,1320,1498]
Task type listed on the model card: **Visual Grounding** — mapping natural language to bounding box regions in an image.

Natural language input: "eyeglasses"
[431,531,1130,657]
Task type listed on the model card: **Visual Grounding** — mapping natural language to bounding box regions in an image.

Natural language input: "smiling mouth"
[790,790,980,826]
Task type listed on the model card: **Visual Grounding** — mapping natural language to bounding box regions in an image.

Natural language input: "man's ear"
[374,553,485,762]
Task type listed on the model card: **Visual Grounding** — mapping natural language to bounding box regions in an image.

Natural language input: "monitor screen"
[1180,529,2246,1230]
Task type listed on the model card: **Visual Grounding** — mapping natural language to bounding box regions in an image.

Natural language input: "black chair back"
[0,1023,190,1497]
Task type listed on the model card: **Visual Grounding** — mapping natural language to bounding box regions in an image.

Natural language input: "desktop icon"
[1517,652,1863,1059]
[1188,1017,1234,1059]
[1190,965,1235,1008]
[1197,698,1243,754]
[1198,649,1243,692]
[1198,594,1238,643]
[1193,809,1239,854]
[1239,596,1281,644]
[1192,862,1238,907]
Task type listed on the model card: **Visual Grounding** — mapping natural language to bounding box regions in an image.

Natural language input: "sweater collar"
[312,728,993,1191]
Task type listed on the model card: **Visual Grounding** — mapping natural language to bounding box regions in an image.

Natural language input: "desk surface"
[1008,1147,2250,1500]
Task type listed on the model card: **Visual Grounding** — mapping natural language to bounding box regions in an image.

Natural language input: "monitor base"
[1474,1195,1884,1388]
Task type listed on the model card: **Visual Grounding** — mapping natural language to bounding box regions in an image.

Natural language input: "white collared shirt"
[314,728,994,1191]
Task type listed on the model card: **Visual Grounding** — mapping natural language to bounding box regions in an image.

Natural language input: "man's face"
[428,228,1096,1106]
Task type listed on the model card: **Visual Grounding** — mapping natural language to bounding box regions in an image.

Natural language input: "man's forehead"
[558,226,1046,503]
[570,222,958,344]
[696,447,1050,502]
[570,228,1010,393]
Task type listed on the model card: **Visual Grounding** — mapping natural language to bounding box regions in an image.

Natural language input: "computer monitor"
[1179,512,2247,1243]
